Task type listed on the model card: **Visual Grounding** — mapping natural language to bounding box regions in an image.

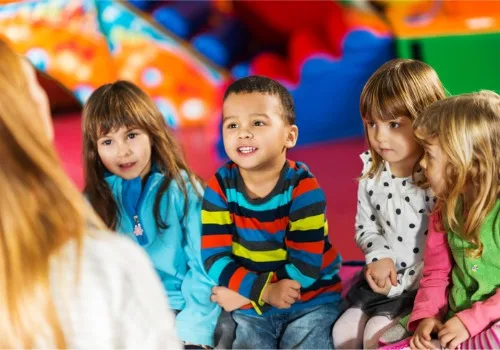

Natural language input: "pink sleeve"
[456,288,500,337]
[408,213,453,332]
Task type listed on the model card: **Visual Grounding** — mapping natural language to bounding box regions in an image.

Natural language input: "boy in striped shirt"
[202,76,342,349]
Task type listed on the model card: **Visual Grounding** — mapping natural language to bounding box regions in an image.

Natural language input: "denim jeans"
[232,301,342,349]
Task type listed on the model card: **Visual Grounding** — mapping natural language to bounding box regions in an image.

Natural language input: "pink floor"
[53,112,365,261]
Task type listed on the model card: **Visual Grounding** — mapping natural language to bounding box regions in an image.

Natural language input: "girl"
[82,81,220,348]
[408,91,500,350]
[0,39,181,348]
[332,59,445,349]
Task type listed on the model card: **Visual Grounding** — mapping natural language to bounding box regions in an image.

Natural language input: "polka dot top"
[355,151,435,297]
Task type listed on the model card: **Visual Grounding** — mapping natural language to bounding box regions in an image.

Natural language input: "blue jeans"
[232,302,342,349]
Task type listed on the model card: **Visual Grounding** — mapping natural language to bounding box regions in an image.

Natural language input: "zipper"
[127,175,155,246]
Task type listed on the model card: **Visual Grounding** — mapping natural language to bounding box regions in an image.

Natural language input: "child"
[0,39,181,348]
[332,59,446,349]
[201,75,343,349]
[407,91,500,350]
[82,81,220,348]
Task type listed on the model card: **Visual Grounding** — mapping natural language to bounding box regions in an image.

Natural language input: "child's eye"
[253,120,265,126]
[127,132,138,139]
[390,122,400,129]
[227,123,238,129]
[366,121,376,128]
[101,140,112,146]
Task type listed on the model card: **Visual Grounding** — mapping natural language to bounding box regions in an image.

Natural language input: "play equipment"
[0,0,226,127]
[385,0,500,95]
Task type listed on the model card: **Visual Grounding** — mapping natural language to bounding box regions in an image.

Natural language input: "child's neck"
[388,151,422,178]
[239,161,286,200]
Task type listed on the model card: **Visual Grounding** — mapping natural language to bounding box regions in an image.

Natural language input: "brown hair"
[415,90,500,257]
[360,58,446,178]
[83,80,201,230]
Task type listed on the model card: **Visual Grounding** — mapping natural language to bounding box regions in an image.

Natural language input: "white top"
[40,231,182,348]
[355,151,435,297]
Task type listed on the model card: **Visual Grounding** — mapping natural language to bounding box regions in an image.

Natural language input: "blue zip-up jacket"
[104,168,221,346]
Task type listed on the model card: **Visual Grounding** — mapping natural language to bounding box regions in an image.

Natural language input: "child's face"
[97,126,152,180]
[365,116,422,176]
[419,139,446,195]
[222,92,297,172]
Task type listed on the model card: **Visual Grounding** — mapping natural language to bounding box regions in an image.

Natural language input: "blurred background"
[1,0,498,261]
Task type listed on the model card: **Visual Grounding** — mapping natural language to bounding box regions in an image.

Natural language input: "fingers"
[288,280,301,290]
[420,321,435,341]
[390,267,398,286]
[448,337,461,350]
[366,274,383,293]
[439,333,454,349]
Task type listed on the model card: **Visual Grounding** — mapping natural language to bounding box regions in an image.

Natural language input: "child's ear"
[285,125,299,149]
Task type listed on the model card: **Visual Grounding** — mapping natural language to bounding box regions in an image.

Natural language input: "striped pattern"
[201,160,342,315]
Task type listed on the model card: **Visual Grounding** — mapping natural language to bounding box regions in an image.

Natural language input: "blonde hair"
[83,80,201,230]
[414,91,500,257]
[0,39,105,347]
[360,58,446,178]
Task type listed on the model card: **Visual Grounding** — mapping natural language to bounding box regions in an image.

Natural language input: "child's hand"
[210,286,251,312]
[262,279,301,309]
[366,276,392,296]
[365,258,397,289]
[438,316,470,350]
[410,317,443,350]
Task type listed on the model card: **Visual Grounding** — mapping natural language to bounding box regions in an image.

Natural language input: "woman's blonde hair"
[0,39,105,347]
[83,80,201,230]
[360,58,446,178]
[414,90,500,257]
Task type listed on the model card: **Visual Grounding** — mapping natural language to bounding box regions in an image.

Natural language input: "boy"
[201,76,342,349]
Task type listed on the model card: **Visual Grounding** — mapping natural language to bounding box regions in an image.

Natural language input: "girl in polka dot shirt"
[332,59,445,349]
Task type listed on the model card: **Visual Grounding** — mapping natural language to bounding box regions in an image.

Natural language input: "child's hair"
[360,58,446,178]
[0,39,105,347]
[414,90,500,257]
[223,75,296,125]
[83,80,200,230]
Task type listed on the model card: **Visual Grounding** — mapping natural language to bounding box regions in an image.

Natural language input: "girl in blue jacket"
[82,80,220,348]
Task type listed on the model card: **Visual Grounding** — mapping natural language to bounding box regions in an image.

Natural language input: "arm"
[175,182,222,347]
[355,180,396,264]
[273,175,327,288]
[456,288,500,337]
[201,175,272,314]
[408,213,453,332]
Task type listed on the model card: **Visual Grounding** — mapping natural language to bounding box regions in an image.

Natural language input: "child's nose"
[238,128,253,139]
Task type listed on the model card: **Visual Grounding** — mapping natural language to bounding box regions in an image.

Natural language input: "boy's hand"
[410,317,443,350]
[262,279,301,309]
[438,316,470,350]
[210,286,251,312]
[365,258,397,289]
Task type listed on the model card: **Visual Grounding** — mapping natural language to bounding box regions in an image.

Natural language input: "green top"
[447,199,500,315]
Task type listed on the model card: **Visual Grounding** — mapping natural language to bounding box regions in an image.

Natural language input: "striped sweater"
[201,160,342,315]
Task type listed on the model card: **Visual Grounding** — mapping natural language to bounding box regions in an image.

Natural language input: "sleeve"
[174,182,222,347]
[387,260,424,298]
[273,173,328,288]
[456,289,500,337]
[407,213,453,332]
[116,239,183,349]
[355,178,396,265]
[201,174,273,314]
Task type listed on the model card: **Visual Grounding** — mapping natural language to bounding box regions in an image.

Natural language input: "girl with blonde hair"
[407,91,500,350]
[82,80,220,348]
[0,39,181,348]
[333,58,446,349]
